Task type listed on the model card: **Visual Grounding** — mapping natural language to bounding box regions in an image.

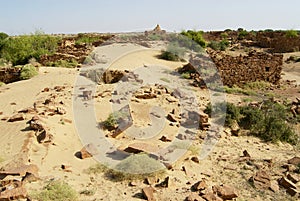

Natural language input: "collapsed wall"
[188,50,283,87]
[0,67,21,83]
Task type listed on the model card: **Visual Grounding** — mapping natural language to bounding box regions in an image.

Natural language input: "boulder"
[250,170,271,189]
[102,70,126,84]
[185,192,205,201]
[201,191,223,201]
[8,113,25,122]
[0,186,27,200]
[288,156,300,166]
[79,143,99,159]
[192,179,207,191]
[279,177,297,190]
[212,184,238,200]
[0,164,39,178]
[142,187,156,201]
[124,143,158,154]
[167,113,177,123]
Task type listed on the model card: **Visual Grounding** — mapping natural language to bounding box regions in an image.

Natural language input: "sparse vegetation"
[204,100,299,145]
[159,42,186,61]
[160,77,170,83]
[20,64,38,80]
[181,30,206,48]
[75,33,104,45]
[32,181,78,201]
[0,31,60,65]
[181,72,191,79]
[103,111,128,130]
[285,29,298,38]
[0,82,5,87]
[46,59,78,68]
[208,39,230,51]
[237,29,249,40]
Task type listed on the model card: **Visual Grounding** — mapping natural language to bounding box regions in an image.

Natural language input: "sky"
[1,0,300,35]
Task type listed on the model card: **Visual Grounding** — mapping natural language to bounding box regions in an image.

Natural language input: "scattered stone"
[250,170,271,190]
[288,156,300,166]
[279,177,297,191]
[155,176,170,188]
[124,143,158,154]
[55,107,66,115]
[79,143,99,159]
[0,164,39,178]
[18,107,36,114]
[269,180,280,193]
[167,113,177,122]
[36,130,53,143]
[129,181,138,187]
[243,150,251,158]
[230,120,240,136]
[202,191,223,201]
[166,97,177,103]
[185,192,205,201]
[145,177,158,185]
[42,87,50,92]
[61,164,72,172]
[286,187,299,196]
[191,156,199,164]
[159,135,172,142]
[287,174,299,184]
[192,179,207,191]
[102,70,126,84]
[135,93,157,99]
[212,184,238,200]
[8,113,25,122]
[142,187,156,201]
[0,186,28,200]
[282,164,297,172]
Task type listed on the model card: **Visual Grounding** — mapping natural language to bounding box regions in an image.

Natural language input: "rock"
[159,135,172,142]
[287,174,299,184]
[36,130,53,143]
[79,143,99,159]
[167,113,177,122]
[185,192,205,201]
[0,164,39,178]
[166,97,177,103]
[61,164,72,172]
[250,170,271,189]
[279,177,297,190]
[269,180,280,192]
[145,177,158,185]
[288,156,300,165]
[286,187,299,196]
[155,176,170,188]
[282,164,297,172]
[54,86,65,92]
[135,93,157,99]
[0,186,27,200]
[142,187,156,201]
[124,143,159,154]
[102,70,126,84]
[230,120,240,136]
[29,119,46,131]
[201,191,223,201]
[60,118,72,124]
[212,184,238,200]
[18,107,36,114]
[191,156,199,164]
[55,107,66,115]
[192,179,207,191]
[42,87,50,92]
[242,150,251,158]
[8,113,25,122]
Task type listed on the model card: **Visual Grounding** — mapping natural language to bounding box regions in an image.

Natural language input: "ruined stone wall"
[256,31,300,53]
[189,50,283,87]
[0,67,21,83]
[209,50,282,86]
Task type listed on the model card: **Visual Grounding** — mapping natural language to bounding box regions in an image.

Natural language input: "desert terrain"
[0,27,299,201]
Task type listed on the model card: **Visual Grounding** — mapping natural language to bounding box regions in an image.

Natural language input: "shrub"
[0,32,9,50]
[46,59,78,68]
[75,34,104,45]
[181,72,191,79]
[238,29,249,40]
[208,40,229,51]
[0,82,5,87]
[0,31,59,65]
[181,30,206,48]
[103,111,128,130]
[32,181,78,201]
[285,30,298,38]
[159,51,180,61]
[20,64,38,80]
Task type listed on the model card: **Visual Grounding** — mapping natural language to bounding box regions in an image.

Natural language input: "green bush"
[46,59,78,68]
[0,32,9,50]
[238,29,249,40]
[159,51,180,61]
[208,40,229,51]
[75,34,104,45]
[181,30,206,48]
[0,32,59,65]
[103,111,128,130]
[204,100,299,145]
[32,181,78,201]
[20,64,38,80]
[285,30,299,38]
[159,42,186,61]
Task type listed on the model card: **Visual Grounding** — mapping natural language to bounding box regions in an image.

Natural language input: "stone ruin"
[184,50,283,87]
[0,67,21,83]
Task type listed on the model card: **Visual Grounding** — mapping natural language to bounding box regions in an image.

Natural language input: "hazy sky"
[1,0,300,35]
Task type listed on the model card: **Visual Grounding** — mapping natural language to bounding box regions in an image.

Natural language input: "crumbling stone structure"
[186,50,283,87]
[0,67,21,83]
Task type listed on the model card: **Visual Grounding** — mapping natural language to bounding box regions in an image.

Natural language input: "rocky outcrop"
[0,67,21,84]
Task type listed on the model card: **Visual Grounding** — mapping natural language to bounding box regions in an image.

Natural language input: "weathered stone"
[79,143,99,159]
[155,176,170,188]
[8,113,25,122]
[55,107,66,115]
[287,174,299,184]
[201,191,223,201]
[250,170,271,189]
[286,187,299,196]
[124,143,158,154]
[37,130,53,143]
[167,113,177,122]
[159,135,172,142]
[0,186,27,200]
[0,164,39,178]
[230,120,240,136]
[212,184,238,200]
[288,156,300,166]
[185,192,205,201]
[166,97,177,103]
[192,180,207,191]
[269,180,280,193]
[191,156,200,164]
[243,150,251,158]
[142,187,156,201]
[102,70,126,84]
[135,93,157,99]
[279,177,297,190]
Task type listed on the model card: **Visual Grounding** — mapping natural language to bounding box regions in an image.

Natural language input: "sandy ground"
[0,44,299,201]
